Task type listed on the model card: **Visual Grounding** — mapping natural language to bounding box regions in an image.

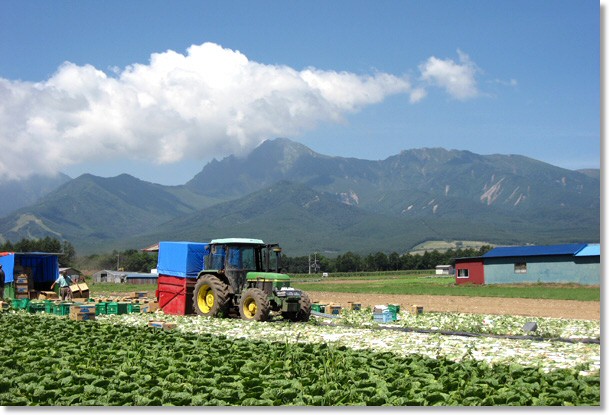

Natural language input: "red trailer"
[157,275,196,315]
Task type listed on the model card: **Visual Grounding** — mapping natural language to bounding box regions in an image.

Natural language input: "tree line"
[1,238,492,275]
[0,237,77,266]
[0,238,156,273]
[282,246,493,274]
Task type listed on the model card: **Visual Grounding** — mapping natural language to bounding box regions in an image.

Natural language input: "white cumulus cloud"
[418,50,480,100]
[0,42,482,180]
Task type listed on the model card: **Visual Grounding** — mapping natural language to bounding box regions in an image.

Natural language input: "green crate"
[95,302,107,315]
[27,302,46,313]
[128,304,141,313]
[312,303,327,313]
[107,302,129,315]
[388,304,400,321]
[11,298,30,310]
[44,301,55,314]
[54,302,73,316]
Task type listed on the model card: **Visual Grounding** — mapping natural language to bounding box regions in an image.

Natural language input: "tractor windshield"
[226,245,257,271]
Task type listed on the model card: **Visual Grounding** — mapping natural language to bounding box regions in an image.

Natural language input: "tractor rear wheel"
[193,274,230,317]
[239,288,270,322]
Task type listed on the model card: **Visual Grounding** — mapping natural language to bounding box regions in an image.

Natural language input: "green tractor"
[192,238,311,322]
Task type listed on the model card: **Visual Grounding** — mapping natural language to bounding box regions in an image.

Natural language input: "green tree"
[335,252,362,272]
[60,241,77,267]
[388,252,401,271]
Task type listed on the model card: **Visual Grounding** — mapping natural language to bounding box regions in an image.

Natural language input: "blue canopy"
[0,252,59,284]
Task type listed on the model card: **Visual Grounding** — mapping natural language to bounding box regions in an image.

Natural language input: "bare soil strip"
[307,291,600,321]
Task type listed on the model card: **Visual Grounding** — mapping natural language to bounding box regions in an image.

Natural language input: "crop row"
[106,312,600,375]
[334,309,600,340]
[0,313,600,406]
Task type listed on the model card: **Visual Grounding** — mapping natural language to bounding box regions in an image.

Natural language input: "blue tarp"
[0,252,59,284]
[0,253,15,283]
[157,242,209,279]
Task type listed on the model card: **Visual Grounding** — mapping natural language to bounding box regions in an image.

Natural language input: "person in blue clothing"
[51,271,73,301]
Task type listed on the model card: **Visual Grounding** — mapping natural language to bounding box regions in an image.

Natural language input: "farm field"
[5,274,597,406]
[0,311,600,406]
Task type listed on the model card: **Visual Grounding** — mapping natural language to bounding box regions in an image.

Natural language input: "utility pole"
[309,252,319,274]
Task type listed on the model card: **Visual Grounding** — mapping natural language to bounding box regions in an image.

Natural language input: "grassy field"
[85,272,600,301]
[290,274,600,301]
[409,240,493,254]
[88,282,157,295]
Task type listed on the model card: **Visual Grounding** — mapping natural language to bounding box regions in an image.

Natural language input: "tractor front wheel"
[193,275,230,317]
[239,288,270,322]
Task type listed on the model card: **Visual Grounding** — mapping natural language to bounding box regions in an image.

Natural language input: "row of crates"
[311,302,362,315]
[12,299,158,316]
[311,302,409,323]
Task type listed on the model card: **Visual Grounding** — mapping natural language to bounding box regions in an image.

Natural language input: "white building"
[435,265,454,275]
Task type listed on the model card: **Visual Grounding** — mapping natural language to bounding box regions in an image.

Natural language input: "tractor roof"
[210,238,265,245]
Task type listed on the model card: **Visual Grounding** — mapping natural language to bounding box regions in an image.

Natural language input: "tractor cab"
[206,238,281,294]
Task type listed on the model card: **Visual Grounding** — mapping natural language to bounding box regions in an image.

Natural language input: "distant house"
[455,243,600,285]
[435,265,454,275]
[92,270,158,285]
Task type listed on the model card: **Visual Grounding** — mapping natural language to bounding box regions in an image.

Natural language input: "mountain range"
[0,138,600,256]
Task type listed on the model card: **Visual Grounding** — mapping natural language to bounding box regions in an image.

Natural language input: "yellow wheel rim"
[243,297,257,319]
[197,285,214,313]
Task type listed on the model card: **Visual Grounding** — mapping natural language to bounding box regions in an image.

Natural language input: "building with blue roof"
[455,243,600,285]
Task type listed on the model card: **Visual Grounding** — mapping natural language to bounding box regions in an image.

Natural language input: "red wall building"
[455,257,485,285]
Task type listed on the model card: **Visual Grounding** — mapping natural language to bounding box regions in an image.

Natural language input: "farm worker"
[51,271,73,301]
[0,264,4,299]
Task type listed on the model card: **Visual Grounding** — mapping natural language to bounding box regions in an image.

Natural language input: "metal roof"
[210,238,265,245]
[483,243,587,258]
[141,243,160,252]
[575,244,601,257]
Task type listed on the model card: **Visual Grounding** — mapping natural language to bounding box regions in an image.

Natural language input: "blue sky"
[0,0,600,185]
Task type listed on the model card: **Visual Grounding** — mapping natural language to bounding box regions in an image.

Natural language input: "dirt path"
[307,291,600,321]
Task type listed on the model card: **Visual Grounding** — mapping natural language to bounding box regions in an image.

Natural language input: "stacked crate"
[373,305,393,323]
[347,302,362,311]
[69,303,96,321]
[14,274,30,299]
[410,305,424,315]
[325,304,342,315]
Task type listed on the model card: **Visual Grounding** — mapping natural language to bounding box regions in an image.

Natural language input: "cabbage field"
[0,309,600,406]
